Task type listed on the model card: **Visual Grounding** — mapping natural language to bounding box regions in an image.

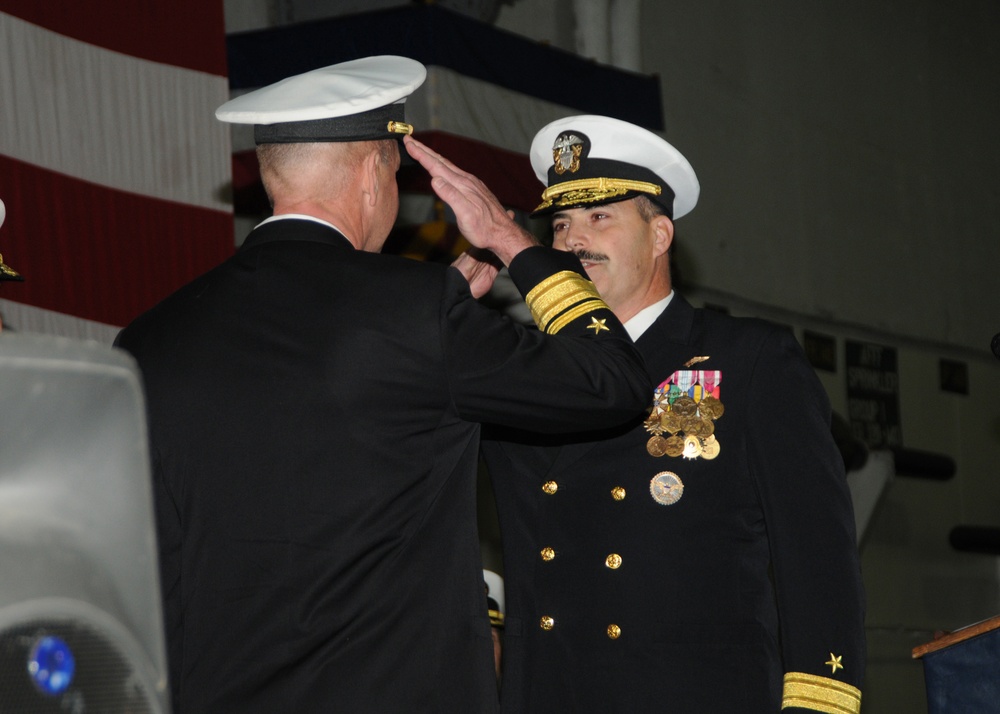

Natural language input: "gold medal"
[644,413,665,435]
[672,395,698,417]
[681,416,703,436]
[700,395,725,420]
[646,435,668,457]
[664,435,685,457]
[682,435,702,460]
[649,471,684,505]
[700,435,721,460]
[660,411,682,434]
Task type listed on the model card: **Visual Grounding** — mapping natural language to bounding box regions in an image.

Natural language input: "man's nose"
[555,226,587,251]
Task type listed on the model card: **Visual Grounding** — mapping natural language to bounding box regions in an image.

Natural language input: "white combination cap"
[529,114,699,220]
[216,55,427,144]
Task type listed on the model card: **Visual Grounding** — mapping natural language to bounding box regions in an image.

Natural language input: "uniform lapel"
[637,294,702,386]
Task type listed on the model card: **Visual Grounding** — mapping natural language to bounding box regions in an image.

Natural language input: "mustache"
[572,250,608,263]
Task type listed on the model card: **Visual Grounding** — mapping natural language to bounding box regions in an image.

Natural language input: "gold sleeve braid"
[524,270,611,335]
[782,673,861,714]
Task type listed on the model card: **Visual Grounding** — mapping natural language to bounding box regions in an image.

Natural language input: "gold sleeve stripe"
[525,271,592,325]
[536,290,595,330]
[546,299,609,335]
[525,271,607,333]
[782,673,861,714]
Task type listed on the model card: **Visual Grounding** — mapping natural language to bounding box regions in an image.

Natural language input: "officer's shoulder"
[356,250,451,279]
[350,251,461,300]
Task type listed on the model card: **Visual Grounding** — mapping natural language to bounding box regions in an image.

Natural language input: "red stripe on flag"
[0,154,233,327]
[0,2,227,76]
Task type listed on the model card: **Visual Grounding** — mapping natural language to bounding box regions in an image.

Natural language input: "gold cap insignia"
[552,131,585,175]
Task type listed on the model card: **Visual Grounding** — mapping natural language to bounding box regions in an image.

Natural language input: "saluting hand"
[404,136,538,266]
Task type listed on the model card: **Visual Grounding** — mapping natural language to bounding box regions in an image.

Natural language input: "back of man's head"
[258,140,395,208]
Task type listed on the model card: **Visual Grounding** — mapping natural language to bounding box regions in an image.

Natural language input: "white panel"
[0,298,120,343]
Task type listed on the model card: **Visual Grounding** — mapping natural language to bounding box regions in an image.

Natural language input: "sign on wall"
[846,340,902,448]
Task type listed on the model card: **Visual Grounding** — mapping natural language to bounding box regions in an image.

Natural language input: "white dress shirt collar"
[623,292,674,341]
[257,213,348,241]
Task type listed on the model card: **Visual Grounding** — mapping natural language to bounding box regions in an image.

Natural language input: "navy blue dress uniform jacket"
[114,219,652,714]
[483,294,866,713]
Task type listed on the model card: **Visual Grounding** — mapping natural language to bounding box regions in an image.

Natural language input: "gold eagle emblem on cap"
[552,132,585,175]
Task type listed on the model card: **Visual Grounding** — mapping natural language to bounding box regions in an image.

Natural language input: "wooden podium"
[912,614,1000,712]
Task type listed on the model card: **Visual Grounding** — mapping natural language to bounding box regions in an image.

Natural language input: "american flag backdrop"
[0,1,234,342]
[0,4,662,340]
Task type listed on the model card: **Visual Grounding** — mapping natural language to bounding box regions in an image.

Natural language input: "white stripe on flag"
[0,11,231,212]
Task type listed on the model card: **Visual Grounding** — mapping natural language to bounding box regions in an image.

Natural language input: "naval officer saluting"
[115,61,651,713]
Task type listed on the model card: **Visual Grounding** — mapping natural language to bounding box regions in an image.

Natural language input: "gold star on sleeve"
[587,317,610,335]
[825,653,844,674]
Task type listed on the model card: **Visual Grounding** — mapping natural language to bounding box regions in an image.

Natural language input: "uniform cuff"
[508,247,612,335]
[782,672,861,714]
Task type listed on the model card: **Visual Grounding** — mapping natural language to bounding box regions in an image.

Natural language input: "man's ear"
[361,148,381,207]
[651,215,675,258]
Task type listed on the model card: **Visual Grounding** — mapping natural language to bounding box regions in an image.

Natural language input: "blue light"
[27,635,76,696]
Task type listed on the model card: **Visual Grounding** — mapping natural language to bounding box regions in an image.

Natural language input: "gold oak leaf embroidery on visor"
[533,177,662,213]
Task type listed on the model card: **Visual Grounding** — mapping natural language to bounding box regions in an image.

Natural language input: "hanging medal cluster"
[644,368,724,461]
